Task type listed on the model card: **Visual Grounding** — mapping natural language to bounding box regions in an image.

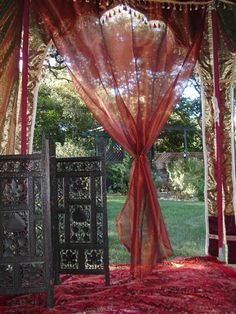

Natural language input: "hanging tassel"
[99,0,106,9]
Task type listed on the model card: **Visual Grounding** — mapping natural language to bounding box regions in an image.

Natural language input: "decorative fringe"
[100,4,168,31]
[100,4,149,25]
[72,0,236,11]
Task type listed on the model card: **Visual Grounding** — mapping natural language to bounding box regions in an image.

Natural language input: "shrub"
[106,154,131,194]
[56,138,91,157]
[167,157,204,200]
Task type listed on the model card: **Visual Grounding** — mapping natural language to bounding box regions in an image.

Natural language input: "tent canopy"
[1,0,236,276]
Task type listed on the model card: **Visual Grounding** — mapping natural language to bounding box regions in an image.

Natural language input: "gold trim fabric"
[27,19,50,153]
[14,8,50,154]
[198,8,236,217]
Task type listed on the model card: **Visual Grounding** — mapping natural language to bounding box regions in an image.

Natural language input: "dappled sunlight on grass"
[107,194,205,263]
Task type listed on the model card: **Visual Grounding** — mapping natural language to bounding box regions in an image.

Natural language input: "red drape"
[0,0,23,154]
[33,0,206,277]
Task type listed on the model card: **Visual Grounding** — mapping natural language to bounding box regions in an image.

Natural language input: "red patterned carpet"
[1,257,236,313]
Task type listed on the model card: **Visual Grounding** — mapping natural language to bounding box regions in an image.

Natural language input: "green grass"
[107,195,205,264]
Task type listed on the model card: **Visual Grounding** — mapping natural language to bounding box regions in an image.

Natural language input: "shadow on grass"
[107,194,205,264]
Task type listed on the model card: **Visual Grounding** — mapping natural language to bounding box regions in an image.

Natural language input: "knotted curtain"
[33,0,206,276]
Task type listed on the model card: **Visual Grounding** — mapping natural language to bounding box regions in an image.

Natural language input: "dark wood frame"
[50,140,110,285]
[0,135,54,307]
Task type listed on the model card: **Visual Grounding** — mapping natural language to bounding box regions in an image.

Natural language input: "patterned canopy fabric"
[198,3,236,264]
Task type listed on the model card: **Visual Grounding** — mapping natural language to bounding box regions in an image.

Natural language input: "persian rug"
[0,256,236,313]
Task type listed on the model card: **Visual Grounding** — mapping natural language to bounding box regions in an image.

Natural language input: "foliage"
[106,154,132,194]
[167,157,204,200]
[107,194,205,263]
[36,50,202,157]
[34,72,98,152]
[153,171,170,192]
[56,138,93,157]
[156,76,202,153]
[34,84,66,150]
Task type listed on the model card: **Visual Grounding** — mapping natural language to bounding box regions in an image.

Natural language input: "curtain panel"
[198,5,236,263]
[33,0,206,276]
[0,0,23,154]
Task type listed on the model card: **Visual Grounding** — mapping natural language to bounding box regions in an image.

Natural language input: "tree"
[34,70,98,153]
[36,47,202,155]
[156,76,202,153]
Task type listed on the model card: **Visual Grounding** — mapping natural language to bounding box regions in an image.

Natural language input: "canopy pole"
[21,0,30,155]
[211,1,224,261]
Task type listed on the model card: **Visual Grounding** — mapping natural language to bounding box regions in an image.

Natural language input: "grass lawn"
[107,194,205,264]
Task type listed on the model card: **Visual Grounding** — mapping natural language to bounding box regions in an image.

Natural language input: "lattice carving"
[70,205,91,243]
[57,178,64,209]
[0,264,13,288]
[96,213,103,244]
[20,262,44,288]
[85,249,104,270]
[0,147,54,306]
[1,210,29,257]
[34,178,42,215]
[95,176,103,208]
[53,156,109,285]
[60,249,79,270]
[69,176,90,200]
[1,178,27,205]
[57,160,101,172]
[58,213,65,244]
[35,221,44,257]
[0,159,41,173]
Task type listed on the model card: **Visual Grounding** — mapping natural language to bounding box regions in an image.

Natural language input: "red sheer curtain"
[33,0,206,277]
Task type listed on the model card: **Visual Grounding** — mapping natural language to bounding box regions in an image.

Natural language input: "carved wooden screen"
[0,139,54,307]
[52,156,110,285]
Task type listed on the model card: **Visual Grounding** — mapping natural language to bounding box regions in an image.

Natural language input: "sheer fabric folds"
[33,0,206,276]
[0,0,23,154]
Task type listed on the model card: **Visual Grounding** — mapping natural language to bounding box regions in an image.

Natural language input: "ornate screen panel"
[0,148,54,306]
[52,157,110,285]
